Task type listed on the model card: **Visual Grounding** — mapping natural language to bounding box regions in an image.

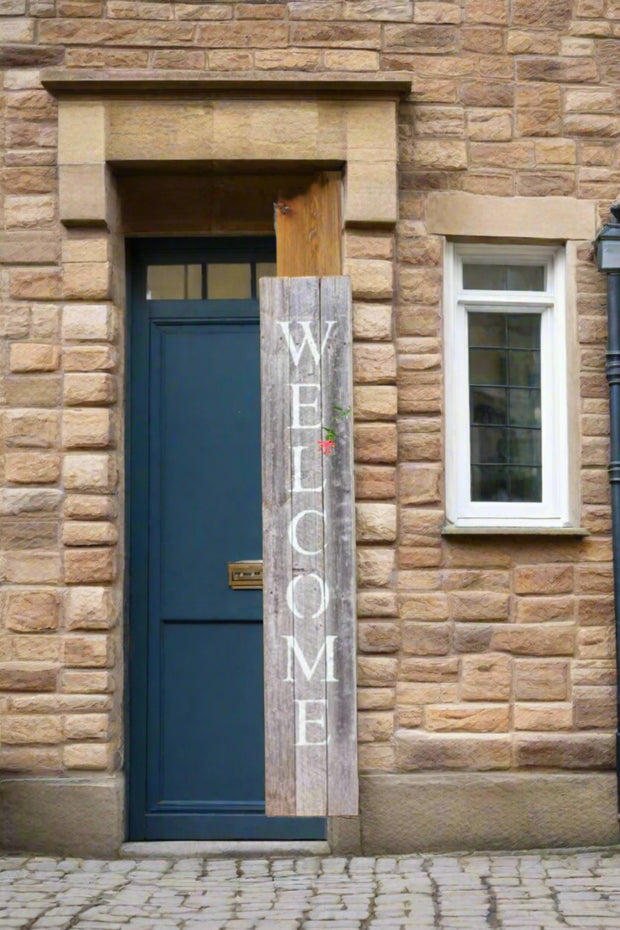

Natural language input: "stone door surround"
[42,69,410,233]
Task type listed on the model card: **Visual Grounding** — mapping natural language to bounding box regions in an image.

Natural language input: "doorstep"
[120,840,331,858]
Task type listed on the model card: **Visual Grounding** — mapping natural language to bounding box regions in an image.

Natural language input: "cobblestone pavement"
[2,850,620,930]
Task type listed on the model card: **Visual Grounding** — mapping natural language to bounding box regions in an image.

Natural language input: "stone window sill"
[442,525,590,537]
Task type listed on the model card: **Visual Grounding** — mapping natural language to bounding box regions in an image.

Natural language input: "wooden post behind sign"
[260,276,358,818]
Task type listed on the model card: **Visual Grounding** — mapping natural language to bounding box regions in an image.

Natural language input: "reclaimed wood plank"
[320,276,359,816]
[276,173,342,277]
[287,277,328,817]
[260,276,296,817]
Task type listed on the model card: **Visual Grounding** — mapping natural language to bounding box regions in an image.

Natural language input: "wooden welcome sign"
[260,276,358,817]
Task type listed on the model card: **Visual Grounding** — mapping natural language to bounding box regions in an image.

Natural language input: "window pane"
[508,466,542,502]
[256,262,277,281]
[471,465,509,502]
[469,348,507,386]
[508,349,540,387]
[463,263,545,291]
[468,313,506,347]
[508,314,540,349]
[471,426,507,464]
[471,387,507,425]
[508,428,541,466]
[207,263,251,299]
[147,264,202,300]
[468,312,542,503]
[509,389,541,427]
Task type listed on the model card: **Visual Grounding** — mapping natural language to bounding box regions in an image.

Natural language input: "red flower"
[317,439,336,455]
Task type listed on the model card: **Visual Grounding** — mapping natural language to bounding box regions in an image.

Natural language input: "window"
[444,244,570,528]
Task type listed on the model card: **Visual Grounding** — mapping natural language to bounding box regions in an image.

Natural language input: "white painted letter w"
[278,320,336,366]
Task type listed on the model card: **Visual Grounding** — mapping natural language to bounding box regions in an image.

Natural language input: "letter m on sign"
[260,277,358,818]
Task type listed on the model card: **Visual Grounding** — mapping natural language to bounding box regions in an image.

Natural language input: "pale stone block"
[514,702,573,731]
[346,161,397,226]
[5,193,55,229]
[395,730,512,770]
[9,269,62,300]
[9,343,60,372]
[0,488,62,515]
[347,100,397,163]
[413,140,467,169]
[30,305,60,339]
[354,423,397,463]
[62,670,113,694]
[399,464,441,505]
[357,590,398,617]
[63,262,111,300]
[65,586,116,630]
[64,714,109,740]
[62,409,113,449]
[346,259,393,299]
[62,521,117,547]
[358,711,394,742]
[64,634,112,668]
[108,99,215,161]
[64,494,115,520]
[357,688,395,710]
[1,715,62,745]
[357,547,396,587]
[58,100,106,164]
[63,743,110,770]
[353,344,397,383]
[425,705,509,732]
[354,386,398,420]
[358,621,400,653]
[5,591,59,632]
[62,237,109,264]
[62,304,115,342]
[358,655,398,686]
[0,17,34,41]
[59,164,109,227]
[63,454,116,492]
[64,548,116,584]
[5,410,59,448]
[5,551,61,584]
[63,374,116,406]
[356,503,397,542]
[353,303,393,341]
[5,452,60,484]
[461,653,512,701]
[63,345,117,371]
[427,191,597,239]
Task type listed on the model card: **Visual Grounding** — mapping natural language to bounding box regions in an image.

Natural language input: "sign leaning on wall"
[260,276,358,818]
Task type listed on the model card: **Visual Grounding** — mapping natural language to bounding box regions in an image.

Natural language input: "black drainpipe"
[600,205,620,806]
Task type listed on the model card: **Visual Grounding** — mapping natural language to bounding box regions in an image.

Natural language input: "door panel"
[128,237,325,840]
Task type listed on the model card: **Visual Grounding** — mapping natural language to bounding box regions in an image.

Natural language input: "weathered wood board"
[260,275,358,818]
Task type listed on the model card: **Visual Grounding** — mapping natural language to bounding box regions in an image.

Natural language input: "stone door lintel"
[44,70,409,232]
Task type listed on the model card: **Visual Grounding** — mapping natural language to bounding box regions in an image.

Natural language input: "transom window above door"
[146,261,277,301]
[444,243,571,529]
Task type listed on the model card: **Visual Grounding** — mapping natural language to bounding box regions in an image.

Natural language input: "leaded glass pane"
[468,311,542,503]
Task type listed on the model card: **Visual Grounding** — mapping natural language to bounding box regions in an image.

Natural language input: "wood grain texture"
[321,277,358,816]
[261,275,357,818]
[276,173,342,278]
[288,277,327,817]
[261,276,296,816]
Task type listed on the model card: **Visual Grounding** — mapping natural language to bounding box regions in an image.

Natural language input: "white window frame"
[444,242,570,528]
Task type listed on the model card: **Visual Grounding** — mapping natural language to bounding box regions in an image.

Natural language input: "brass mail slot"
[228,560,263,590]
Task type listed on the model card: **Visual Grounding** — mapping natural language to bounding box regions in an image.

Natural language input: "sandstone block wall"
[0,0,617,787]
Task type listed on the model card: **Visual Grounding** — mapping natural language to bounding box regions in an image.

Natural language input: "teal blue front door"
[127,238,325,840]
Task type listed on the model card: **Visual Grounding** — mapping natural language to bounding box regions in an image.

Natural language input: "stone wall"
[0,0,618,827]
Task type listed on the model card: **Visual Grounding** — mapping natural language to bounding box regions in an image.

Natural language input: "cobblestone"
[1,851,620,928]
